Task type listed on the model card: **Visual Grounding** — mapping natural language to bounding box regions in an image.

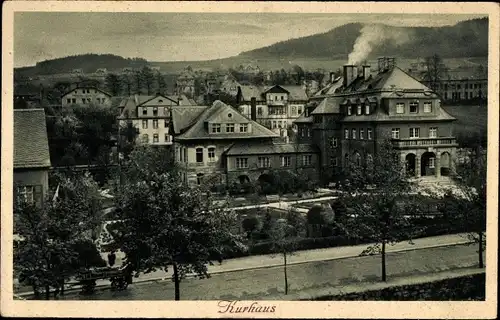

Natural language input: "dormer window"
[226,124,235,133]
[357,105,362,115]
[347,106,352,115]
[239,123,248,132]
[153,107,158,116]
[142,107,147,116]
[365,104,370,115]
[212,123,221,133]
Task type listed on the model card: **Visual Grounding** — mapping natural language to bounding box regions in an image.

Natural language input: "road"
[57,243,481,300]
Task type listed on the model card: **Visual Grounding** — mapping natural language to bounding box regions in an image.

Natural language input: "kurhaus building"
[295,57,458,183]
[172,100,319,187]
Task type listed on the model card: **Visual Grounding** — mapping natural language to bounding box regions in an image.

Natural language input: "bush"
[242,216,261,239]
[71,240,107,269]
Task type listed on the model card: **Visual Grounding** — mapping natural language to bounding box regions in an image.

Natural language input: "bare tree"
[422,54,449,92]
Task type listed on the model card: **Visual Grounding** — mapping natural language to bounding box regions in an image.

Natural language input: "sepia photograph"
[1,1,498,318]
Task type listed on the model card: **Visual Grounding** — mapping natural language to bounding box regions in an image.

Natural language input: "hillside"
[239,18,488,61]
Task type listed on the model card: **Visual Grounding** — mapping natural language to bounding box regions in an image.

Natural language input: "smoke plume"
[348,24,412,65]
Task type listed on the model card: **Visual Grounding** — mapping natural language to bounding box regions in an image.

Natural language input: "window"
[365,104,370,115]
[331,137,338,148]
[72,98,76,104]
[153,134,159,143]
[297,106,303,115]
[357,105,362,115]
[142,108,147,116]
[331,157,338,167]
[16,186,34,204]
[423,102,432,113]
[271,121,277,129]
[153,107,158,116]
[302,154,312,166]
[183,148,188,162]
[240,123,248,132]
[429,127,438,138]
[82,98,86,104]
[153,120,158,129]
[142,120,148,129]
[212,123,221,133]
[164,107,168,115]
[226,124,235,133]
[367,128,373,140]
[347,106,352,115]
[344,129,349,139]
[277,121,282,129]
[197,173,204,185]
[281,156,291,167]
[142,134,149,143]
[67,99,71,104]
[228,113,232,118]
[258,157,271,168]
[257,107,263,115]
[409,102,418,113]
[314,116,322,124]
[165,134,171,143]
[396,103,405,114]
[196,148,204,163]
[101,98,106,104]
[97,98,101,104]
[206,147,216,162]
[429,157,435,169]
[306,128,311,137]
[164,119,169,128]
[360,129,364,140]
[391,128,400,139]
[409,127,420,138]
[351,129,357,139]
[281,95,284,101]
[236,157,248,169]
[291,106,296,115]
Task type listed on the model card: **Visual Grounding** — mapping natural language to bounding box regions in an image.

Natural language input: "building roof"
[263,85,308,101]
[238,85,265,101]
[176,100,279,141]
[225,142,319,156]
[171,106,209,134]
[313,77,343,97]
[311,97,343,115]
[14,109,51,169]
[293,112,313,124]
[341,103,456,123]
[119,94,180,117]
[61,86,112,98]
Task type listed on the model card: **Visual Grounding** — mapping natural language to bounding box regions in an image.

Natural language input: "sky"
[14,12,487,67]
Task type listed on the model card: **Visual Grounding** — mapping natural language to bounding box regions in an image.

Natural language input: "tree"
[133,70,143,94]
[268,219,299,295]
[450,146,486,268]
[422,54,449,92]
[156,72,167,95]
[114,147,245,300]
[141,66,155,95]
[339,139,416,282]
[121,73,133,96]
[119,120,139,160]
[105,73,122,96]
[241,216,261,241]
[14,171,104,299]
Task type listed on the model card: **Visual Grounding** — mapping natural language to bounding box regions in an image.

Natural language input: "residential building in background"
[14,109,52,207]
[175,68,196,96]
[61,86,112,108]
[300,57,457,183]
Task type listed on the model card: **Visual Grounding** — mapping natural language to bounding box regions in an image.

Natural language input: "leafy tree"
[339,139,416,282]
[105,73,122,96]
[241,216,261,241]
[118,120,139,160]
[268,219,299,295]
[156,72,167,95]
[114,147,245,300]
[450,146,487,268]
[259,210,274,240]
[121,73,133,96]
[141,66,155,95]
[285,208,306,237]
[133,70,143,94]
[14,172,104,299]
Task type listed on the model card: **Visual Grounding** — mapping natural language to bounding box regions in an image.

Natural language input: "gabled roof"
[238,85,265,101]
[61,86,112,98]
[171,106,209,134]
[176,100,279,141]
[14,109,51,169]
[225,142,319,156]
[313,77,343,97]
[119,94,180,117]
[263,85,308,101]
[311,97,343,115]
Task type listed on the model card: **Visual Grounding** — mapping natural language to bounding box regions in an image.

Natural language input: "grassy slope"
[442,105,488,136]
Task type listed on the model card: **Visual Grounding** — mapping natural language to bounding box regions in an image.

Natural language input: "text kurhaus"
[218,301,276,313]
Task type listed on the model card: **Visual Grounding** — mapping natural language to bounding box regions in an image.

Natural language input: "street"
[58,243,481,300]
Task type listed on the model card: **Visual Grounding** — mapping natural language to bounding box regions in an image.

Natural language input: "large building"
[118,94,196,146]
[236,84,308,131]
[14,109,52,207]
[172,100,319,187]
[296,57,458,183]
[61,86,112,108]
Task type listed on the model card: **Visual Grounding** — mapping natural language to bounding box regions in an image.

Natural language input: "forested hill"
[24,54,149,75]
[238,18,488,60]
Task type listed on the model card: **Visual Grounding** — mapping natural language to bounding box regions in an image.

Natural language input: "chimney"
[343,65,356,88]
[362,65,371,81]
[250,97,257,121]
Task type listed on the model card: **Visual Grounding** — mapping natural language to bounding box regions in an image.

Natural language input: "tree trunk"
[45,285,50,300]
[60,278,65,296]
[173,263,180,301]
[283,252,288,295]
[478,232,484,268]
[381,241,387,282]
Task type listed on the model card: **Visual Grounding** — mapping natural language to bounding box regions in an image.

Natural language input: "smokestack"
[343,65,357,88]
[362,65,371,81]
[250,97,257,121]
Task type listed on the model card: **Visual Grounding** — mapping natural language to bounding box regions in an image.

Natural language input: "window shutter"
[34,185,43,207]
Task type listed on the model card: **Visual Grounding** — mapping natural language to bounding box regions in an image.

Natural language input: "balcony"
[267,100,287,106]
[392,137,458,148]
